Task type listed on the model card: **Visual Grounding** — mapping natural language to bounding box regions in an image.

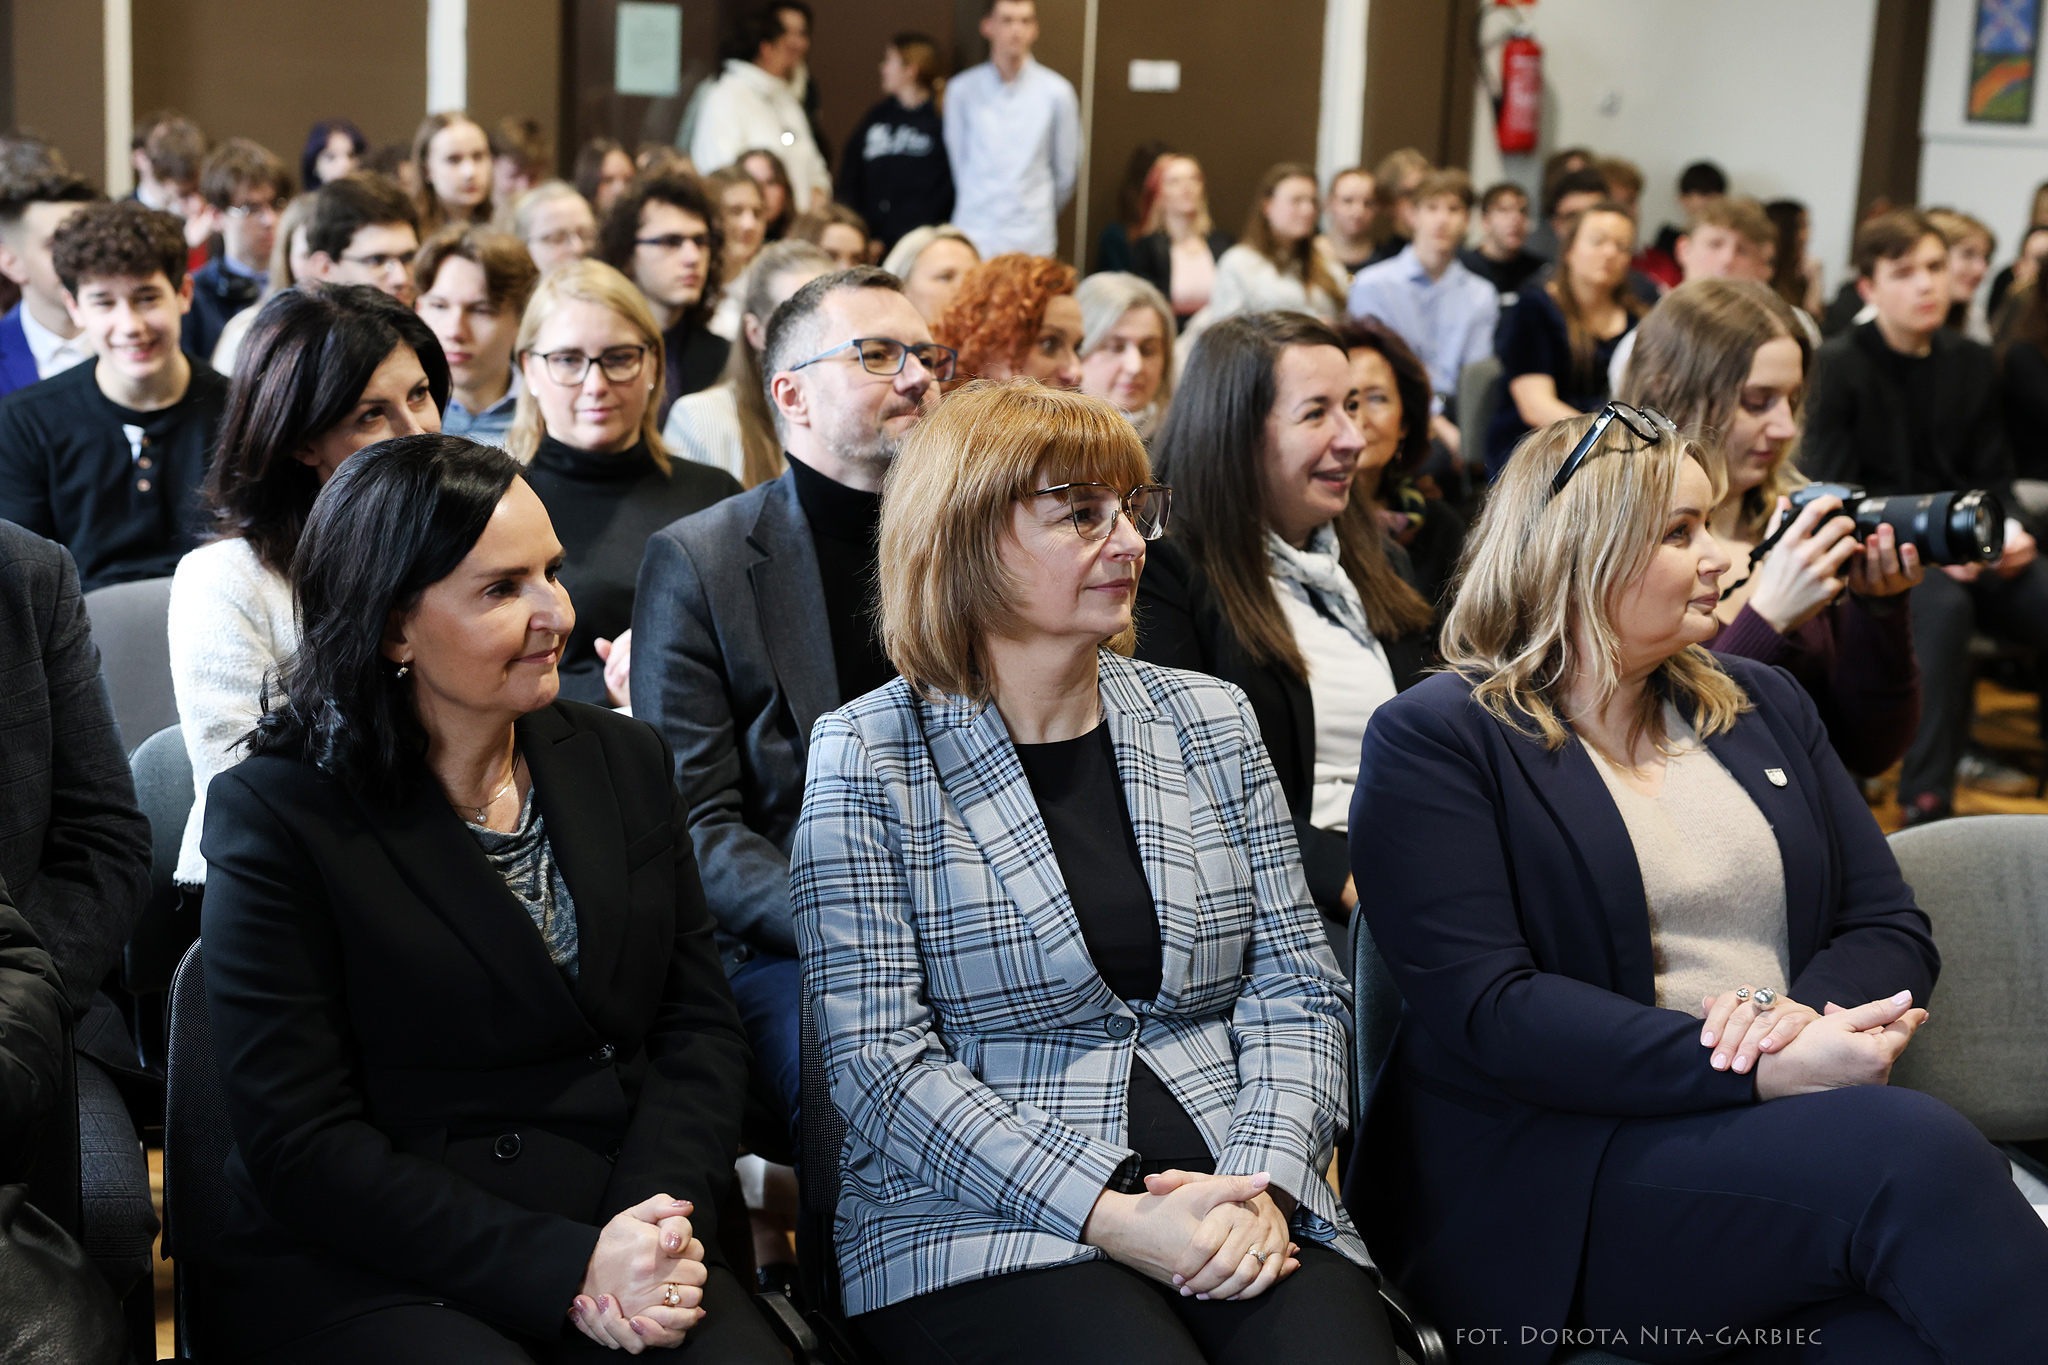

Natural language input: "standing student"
[878,224,979,320]
[300,118,366,190]
[414,226,539,447]
[412,112,494,235]
[838,32,953,250]
[299,172,423,305]
[573,138,637,219]
[1802,210,2048,825]
[691,3,832,214]
[934,253,1083,387]
[513,181,600,275]
[1127,155,1232,329]
[1345,167,1497,459]
[1206,165,1348,325]
[1457,181,1543,303]
[510,260,741,707]
[184,138,292,362]
[0,173,98,399]
[1487,199,1643,477]
[944,0,1080,258]
[1319,166,1378,276]
[0,202,229,590]
[598,173,731,426]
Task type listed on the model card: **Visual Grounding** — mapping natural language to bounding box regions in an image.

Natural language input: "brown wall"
[11,0,105,186]
[807,0,956,175]
[469,0,563,171]
[132,0,427,180]
[1362,0,1478,169]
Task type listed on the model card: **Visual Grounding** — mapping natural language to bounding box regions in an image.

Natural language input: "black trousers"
[1898,558,2048,803]
[245,1264,787,1364]
[856,1242,1399,1365]
[1571,1085,2048,1362]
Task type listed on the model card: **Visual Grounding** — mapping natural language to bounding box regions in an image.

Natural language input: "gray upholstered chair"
[79,577,176,753]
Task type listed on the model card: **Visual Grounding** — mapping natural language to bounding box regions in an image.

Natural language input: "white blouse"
[661,383,747,484]
[1273,577,1398,832]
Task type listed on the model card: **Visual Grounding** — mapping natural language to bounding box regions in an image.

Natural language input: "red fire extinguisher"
[1496,24,1542,155]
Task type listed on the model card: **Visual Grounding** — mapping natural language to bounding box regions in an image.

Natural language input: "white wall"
[1920,0,2048,258]
[1466,0,1878,276]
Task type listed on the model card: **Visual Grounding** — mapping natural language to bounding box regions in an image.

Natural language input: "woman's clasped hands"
[1082,1169,1301,1303]
[569,1193,709,1353]
[1700,986,1929,1100]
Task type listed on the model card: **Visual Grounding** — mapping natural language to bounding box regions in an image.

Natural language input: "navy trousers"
[727,949,802,1154]
[1571,1084,2048,1362]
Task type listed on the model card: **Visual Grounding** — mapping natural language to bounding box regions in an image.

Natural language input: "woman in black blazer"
[198,435,785,1363]
[1126,154,1236,330]
[1138,312,1434,940]
[1348,405,2048,1362]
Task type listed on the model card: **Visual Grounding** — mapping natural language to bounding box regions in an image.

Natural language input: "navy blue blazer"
[1343,656,1938,1364]
[0,306,39,400]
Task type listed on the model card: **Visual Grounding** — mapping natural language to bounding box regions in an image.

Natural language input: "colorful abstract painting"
[1971,0,2041,124]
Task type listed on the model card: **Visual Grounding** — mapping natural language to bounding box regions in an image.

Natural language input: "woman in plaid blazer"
[791,381,1395,1365]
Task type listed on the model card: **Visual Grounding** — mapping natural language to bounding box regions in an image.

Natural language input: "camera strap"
[1716,517,1795,599]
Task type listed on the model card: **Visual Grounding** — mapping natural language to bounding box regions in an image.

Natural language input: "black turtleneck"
[523,434,741,705]
[786,452,895,703]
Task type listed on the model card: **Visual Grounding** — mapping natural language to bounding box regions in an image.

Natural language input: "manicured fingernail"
[1893,991,1912,1004]
[664,1233,681,1251]
[1733,1056,1750,1073]
[1701,1031,1715,1046]
[632,1321,647,1337]
[1171,1275,1183,1285]
[1179,1287,1192,1297]
[1196,1293,1210,1300]
[1712,1053,1726,1069]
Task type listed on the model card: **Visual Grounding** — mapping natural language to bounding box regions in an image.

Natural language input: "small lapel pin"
[1764,767,1788,787]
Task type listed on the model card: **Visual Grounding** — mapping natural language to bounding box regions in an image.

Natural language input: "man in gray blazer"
[630,266,946,1145]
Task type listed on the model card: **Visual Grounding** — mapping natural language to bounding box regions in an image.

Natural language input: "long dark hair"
[1150,312,1434,680]
[204,284,450,577]
[1547,199,1644,389]
[248,436,520,801]
[300,118,367,190]
[1333,316,1432,475]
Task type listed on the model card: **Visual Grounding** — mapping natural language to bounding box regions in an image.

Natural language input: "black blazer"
[1344,659,1939,1363]
[198,701,752,1354]
[1134,535,1432,916]
[1127,229,1235,304]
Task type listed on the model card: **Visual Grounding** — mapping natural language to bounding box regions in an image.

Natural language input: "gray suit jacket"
[0,519,150,1014]
[791,652,1368,1314]
[631,470,835,960]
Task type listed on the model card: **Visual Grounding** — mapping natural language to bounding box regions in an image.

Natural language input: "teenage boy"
[1347,168,1497,457]
[300,172,423,305]
[1609,196,1779,390]
[1804,210,2048,825]
[183,138,293,360]
[1645,160,1729,270]
[0,202,228,591]
[1458,181,1544,303]
[413,224,540,447]
[129,111,210,254]
[598,171,730,425]
[944,0,1079,258]
[0,174,100,399]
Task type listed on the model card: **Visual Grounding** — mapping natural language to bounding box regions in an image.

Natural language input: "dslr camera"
[1786,482,2004,567]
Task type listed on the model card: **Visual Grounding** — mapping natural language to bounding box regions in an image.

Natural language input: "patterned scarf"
[1266,524,1375,651]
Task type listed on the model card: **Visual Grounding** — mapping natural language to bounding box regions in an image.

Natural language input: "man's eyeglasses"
[1548,401,1678,498]
[532,345,649,386]
[537,227,599,250]
[788,336,959,382]
[225,200,280,221]
[340,249,417,271]
[1032,483,1173,542]
[634,233,711,254]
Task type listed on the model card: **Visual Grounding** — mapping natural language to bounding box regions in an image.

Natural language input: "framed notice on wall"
[1970,0,2041,124]
[616,1,683,98]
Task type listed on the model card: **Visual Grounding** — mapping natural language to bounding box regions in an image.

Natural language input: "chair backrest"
[164,941,232,1355]
[80,577,176,753]
[1349,905,1405,1136]
[1886,814,2048,1140]
[124,724,197,995]
[1457,355,1503,458]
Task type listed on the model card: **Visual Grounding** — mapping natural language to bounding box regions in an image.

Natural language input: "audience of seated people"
[1457,179,1544,304]
[738,148,798,242]
[181,139,291,361]
[597,171,730,427]
[1138,312,1436,949]
[412,111,495,236]
[705,164,770,339]
[935,252,1083,387]
[789,202,874,271]
[1337,316,1469,605]
[1349,403,2048,1360]
[513,180,600,275]
[1318,164,1378,277]
[1127,154,1233,330]
[413,225,538,447]
[878,222,979,320]
[297,171,423,305]
[793,378,1399,1365]
[1074,271,1174,437]
[0,171,98,399]
[1203,164,1348,328]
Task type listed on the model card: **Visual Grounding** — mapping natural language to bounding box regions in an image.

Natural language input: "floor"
[143,681,2048,1359]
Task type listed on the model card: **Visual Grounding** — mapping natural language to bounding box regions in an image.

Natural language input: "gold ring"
[661,1283,683,1309]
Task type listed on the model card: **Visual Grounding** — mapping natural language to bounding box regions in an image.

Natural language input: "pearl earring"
[396,661,411,679]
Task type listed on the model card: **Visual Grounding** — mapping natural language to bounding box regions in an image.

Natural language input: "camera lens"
[1853,489,2004,565]
[1948,489,2002,564]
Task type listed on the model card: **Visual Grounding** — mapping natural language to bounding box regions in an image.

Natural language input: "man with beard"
[631,266,947,1167]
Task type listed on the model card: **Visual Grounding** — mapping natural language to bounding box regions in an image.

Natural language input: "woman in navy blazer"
[1347,405,2048,1362]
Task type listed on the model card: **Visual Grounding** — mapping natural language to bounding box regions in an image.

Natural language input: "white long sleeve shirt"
[942,57,1079,258]
[690,59,832,211]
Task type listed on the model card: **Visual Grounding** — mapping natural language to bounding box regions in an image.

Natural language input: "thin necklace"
[452,752,521,826]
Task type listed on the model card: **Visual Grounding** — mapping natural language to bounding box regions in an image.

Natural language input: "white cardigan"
[167,537,297,885]
[660,383,748,484]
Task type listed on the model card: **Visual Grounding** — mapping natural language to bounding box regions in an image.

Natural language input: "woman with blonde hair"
[1128,154,1233,328]
[512,180,599,275]
[879,223,979,320]
[933,253,1083,387]
[1928,207,1995,342]
[411,111,494,234]
[792,378,1397,1365]
[1203,164,1347,326]
[1075,272,1175,437]
[1621,277,1921,776]
[1350,403,2048,1362]
[510,259,740,706]
[662,238,832,487]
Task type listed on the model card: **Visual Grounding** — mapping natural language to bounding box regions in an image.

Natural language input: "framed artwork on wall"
[1970,0,2041,124]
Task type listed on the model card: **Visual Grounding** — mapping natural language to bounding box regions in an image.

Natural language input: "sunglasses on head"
[1548,402,1679,498]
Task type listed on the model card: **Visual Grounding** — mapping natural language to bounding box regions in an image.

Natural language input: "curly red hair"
[932,253,1078,382]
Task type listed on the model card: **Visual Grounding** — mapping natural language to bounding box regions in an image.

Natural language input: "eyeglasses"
[225,199,280,221]
[789,336,959,382]
[340,249,417,271]
[536,227,598,250]
[633,232,711,254]
[1031,483,1173,541]
[1548,401,1677,498]
[532,344,649,386]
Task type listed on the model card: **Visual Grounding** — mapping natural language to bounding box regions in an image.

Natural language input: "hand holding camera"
[1734,482,1998,627]
[1742,495,1865,635]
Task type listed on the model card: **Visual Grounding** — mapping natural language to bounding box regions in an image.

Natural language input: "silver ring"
[1752,988,1777,1009]
[1246,1245,1263,1261]
[1735,988,1752,1002]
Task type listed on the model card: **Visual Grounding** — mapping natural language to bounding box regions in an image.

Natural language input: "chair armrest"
[1376,1275,1450,1365]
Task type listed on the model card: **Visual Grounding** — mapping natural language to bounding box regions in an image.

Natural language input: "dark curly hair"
[51,200,188,295]
[931,253,1078,383]
[597,171,724,331]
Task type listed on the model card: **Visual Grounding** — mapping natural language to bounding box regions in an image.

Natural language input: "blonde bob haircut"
[879,379,1151,702]
[507,258,671,471]
[1441,413,1749,753]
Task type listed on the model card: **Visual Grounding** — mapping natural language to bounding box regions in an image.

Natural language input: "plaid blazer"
[791,650,1370,1314]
